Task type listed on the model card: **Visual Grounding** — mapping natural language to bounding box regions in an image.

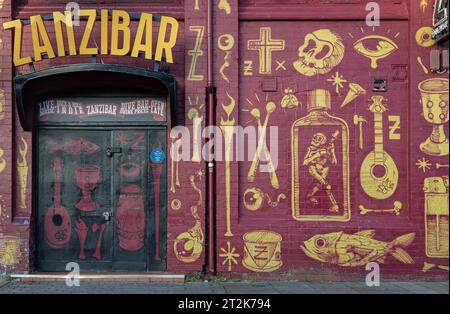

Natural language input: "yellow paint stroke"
[418,78,449,157]
[417,56,430,74]
[0,147,6,173]
[218,34,235,83]
[218,0,231,15]
[327,72,347,94]
[220,241,240,272]
[248,27,285,75]
[220,92,236,237]
[173,172,204,263]
[424,176,449,259]
[301,230,415,267]
[188,26,205,81]
[360,96,399,200]
[294,29,345,76]
[354,35,398,69]
[242,231,283,272]
[292,89,351,222]
[17,137,28,209]
[415,27,436,48]
[0,236,22,266]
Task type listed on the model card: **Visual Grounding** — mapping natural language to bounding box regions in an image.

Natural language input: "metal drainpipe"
[205,0,217,274]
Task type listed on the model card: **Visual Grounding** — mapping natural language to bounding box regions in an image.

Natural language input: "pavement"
[0,279,448,294]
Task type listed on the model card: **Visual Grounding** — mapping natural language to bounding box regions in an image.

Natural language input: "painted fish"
[300,230,416,267]
[47,138,101,156]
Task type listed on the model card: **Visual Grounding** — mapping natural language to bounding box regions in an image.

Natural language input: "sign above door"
[37,97,167,124]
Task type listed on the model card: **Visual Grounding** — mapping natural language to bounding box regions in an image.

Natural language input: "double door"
[36,129,167,272]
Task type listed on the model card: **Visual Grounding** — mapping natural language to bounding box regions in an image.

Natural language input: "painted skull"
[293,29,345,76]
[311,133,327,147]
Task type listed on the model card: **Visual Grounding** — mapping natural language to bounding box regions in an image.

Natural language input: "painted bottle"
[291,89,350,222]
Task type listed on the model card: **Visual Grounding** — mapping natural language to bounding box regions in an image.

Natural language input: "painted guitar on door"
[360,96,399,200]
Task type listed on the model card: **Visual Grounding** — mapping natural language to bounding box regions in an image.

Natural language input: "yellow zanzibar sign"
[2,10,179,67]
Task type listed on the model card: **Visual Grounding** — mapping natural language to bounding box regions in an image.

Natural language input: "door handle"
[102,211,113,222]
[106,147,122,157]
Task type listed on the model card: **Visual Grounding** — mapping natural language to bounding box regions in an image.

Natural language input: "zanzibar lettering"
[38,99,165,119]
[2,10,179,67]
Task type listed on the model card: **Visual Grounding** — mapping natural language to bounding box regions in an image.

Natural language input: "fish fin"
[391,247,414,264]
[393,233,416,248]
[354,230,376,238]
[352,246,373,257]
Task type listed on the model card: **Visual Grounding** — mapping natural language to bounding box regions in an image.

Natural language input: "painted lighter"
[424,176,449,259]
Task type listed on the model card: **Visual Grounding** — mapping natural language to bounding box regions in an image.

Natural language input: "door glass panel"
[37,130,112,271]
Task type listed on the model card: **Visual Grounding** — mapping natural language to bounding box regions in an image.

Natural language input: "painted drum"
[242,231,282,272]
[116,184,145,252]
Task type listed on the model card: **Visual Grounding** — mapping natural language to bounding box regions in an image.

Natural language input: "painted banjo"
[44,157,72,248]
[360,96,398,200]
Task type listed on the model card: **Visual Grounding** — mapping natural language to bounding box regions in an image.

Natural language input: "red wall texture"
[0,0,449,281]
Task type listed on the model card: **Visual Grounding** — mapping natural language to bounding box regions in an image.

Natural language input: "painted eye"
[353,35,399,69]
[315,238,326,248]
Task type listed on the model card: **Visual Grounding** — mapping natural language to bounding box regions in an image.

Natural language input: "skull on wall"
[293,29,345,76]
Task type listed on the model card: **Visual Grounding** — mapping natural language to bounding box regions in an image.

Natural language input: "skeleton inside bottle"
[291,89,351,222]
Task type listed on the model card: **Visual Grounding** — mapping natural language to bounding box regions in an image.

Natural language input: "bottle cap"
[307,89,331,112]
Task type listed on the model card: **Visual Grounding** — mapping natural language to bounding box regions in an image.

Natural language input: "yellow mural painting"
[340,83,366,108]
[353,115,367,150]
[327,72,347,95]
[280,88,300,109]
[0,147,6,174]
[417,157,432,173]
[424,176,449,259]
[218,0,231,15]
[248,27,285,75]
[188,26,205,81]
[17,137,28,209]
[292,89,350,222]
[359,201,402,216]
[194,0,200,10]
[170,138,181,193]
[188,108,204,163]
[418,78,449,157]
[415,26,436,48]
[218,34,235,83]
[301,230,416,267]
[293,29,345,76]
[420,0,429,12]
[360,96,399,200]
[353,35,398,69]
[242,231,282,273]
[0,236,22,266]
[174,171,204,263]
[248,101,279,189]
[243,60,254,76]
[220,241,240,272]
[220,92,236,237]
[388,115,401,141]
[243,187,286,211]
[171,199,182,211]
[423,262,449,273]
[417,56,430,74]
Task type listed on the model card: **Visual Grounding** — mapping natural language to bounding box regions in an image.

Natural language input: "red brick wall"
[0,0,448,281]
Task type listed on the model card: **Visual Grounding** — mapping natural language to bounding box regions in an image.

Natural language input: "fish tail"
[393,232,416,248]
[390,233,416,264]
[391,247,414,264]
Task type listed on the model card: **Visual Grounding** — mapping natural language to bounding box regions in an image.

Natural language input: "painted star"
[416,157,432,173]
[327,72,348,94]
[219,241,240,272]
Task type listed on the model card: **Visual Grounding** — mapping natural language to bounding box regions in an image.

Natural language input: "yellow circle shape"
[415,27,436,48]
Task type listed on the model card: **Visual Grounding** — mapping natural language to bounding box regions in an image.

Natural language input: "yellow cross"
[248,28,285,75]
